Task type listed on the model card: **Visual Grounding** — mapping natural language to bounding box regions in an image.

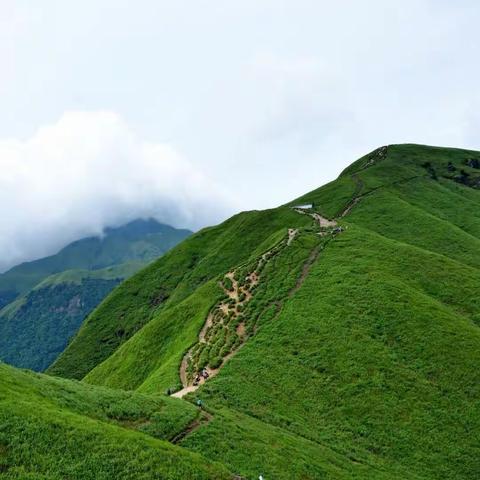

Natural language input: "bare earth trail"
[340,174,364,218]
[289,245,322,298]
[171,247,277,399]
[172,215,341,399]
[169,166,372,456]
[172,164,374,400]
[287,228,299,245]
[170,411,213,444]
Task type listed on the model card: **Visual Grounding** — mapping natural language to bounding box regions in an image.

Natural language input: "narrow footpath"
[172,166,370,399]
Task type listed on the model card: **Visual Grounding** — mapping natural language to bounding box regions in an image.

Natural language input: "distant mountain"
[0,219,191,371]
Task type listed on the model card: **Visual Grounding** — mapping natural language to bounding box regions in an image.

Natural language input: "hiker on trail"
[196,399,203,409]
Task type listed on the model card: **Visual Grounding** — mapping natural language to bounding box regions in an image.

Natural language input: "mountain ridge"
[3,144,480,479]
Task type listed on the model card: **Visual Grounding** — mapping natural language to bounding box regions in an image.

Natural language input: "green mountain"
[0,219,191,371]
[2,144,480,479]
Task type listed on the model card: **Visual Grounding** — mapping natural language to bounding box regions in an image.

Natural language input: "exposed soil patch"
[311,213,337,228]
[172,238,294,398]
[287,228,298,245]
[236,322,246,337]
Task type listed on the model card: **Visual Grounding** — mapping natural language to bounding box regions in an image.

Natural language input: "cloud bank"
[0,111,234,272]
[2,1,480,271]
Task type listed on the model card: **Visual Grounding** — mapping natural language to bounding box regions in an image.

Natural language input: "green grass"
[0,363,231,479]
[84,281,224,393]
[34,262,144,288]
[182,406,415,480]
[49,208,310,380]
[288,173,359,218]
[5,144,480,478]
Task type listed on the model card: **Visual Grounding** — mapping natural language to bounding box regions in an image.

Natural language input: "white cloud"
[1,1,480,269]
[0,111,234,272]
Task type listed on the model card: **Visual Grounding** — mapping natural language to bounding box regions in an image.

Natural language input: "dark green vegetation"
[3,144,480,479]
[0,219,191,371]
[0,278,119,372]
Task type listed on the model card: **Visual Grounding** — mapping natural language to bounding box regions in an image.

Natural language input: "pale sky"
[1,0,480,270]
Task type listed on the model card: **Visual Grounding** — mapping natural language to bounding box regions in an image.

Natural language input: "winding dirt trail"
[172,239,290,398]
[289,245,321,298]
[287,228,299,245]
[340,174,364,217]
[172,174,366,400]
[169,151,393,452]
[168,165,380,459]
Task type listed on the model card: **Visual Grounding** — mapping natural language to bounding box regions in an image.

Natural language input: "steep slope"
[32,145,480,478]
[0,219,191,371]
[48,208,311,379]
[0,268,125,372]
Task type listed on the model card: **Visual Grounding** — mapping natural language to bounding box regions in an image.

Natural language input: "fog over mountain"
[2,0,480,270]
[0,112,233,272]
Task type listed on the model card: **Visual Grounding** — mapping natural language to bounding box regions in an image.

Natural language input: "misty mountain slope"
[8,144,480,479]
[0,218,191,301]
[0,270,123,372]
[0,219,191,371]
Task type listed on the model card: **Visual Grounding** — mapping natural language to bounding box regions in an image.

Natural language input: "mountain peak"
[103,218,187,238]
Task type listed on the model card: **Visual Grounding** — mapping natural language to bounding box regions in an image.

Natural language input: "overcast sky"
[1,0,479,271]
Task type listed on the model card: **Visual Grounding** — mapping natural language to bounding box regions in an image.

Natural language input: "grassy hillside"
[0,219,191,371]
[8,144,480,478]
[48,208,311,379]
[0,362,231,479]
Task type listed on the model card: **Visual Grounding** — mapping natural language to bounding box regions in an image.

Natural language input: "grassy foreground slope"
[35,144,480,478]
[0,362,230,479]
